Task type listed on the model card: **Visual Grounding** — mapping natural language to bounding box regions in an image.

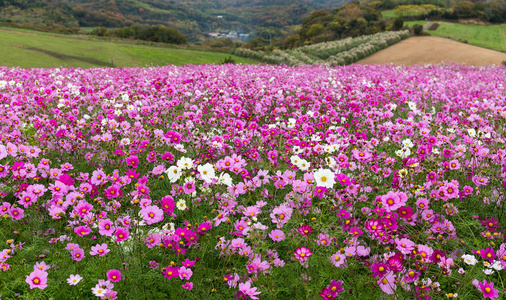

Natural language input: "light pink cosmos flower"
[71,248,85,261]
[268,229,285,242]
[238,281,261,300]
[378,272,397,295]
[67,274,83,285]
[243,205,261,218]
[33,261,50,272]
[98,219,115,236]
[395,238,415,255]
[26,269,48,290]
[140,205,164,225]
[381,191,407,212]
[330,252,346,268]
[90,243,110,256]
[178,266,193,280]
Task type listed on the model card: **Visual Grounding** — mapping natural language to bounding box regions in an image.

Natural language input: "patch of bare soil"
[357,36,506,66]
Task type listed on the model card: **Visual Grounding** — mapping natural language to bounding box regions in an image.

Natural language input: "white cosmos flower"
[483,268,495,275]
[461,254,477,265]
[176,156,193,170]
[198,163,216,183]
[290,155,301,166]
[218,172,233,187]
[165,166,182,182]
[176,199,187,211]
[402,139,414,148]
[467,129,476,137]
[298,159,310,171]
[491,260,503,271]
[313,169,335,188]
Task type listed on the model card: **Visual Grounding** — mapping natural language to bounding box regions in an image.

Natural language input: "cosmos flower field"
[0,64,506,299]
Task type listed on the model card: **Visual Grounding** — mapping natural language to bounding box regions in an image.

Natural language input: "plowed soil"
[357,36,506,66]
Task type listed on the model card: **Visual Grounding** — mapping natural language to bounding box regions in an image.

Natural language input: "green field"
[381,10,397,19]
[405,21,506,52]
[0,27,257,68]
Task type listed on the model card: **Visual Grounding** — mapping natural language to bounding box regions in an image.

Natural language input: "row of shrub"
[233,30,410,66]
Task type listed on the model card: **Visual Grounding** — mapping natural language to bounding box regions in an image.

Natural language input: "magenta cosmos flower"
[114,227,129,242]
[478,279,499,299]
[294,246,313,263]
[107,269,121,282]
[26,269,48,289]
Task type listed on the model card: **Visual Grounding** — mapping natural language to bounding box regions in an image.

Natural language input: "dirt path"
[357,36,506,66]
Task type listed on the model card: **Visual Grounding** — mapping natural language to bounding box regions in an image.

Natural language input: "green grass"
[405,21,506,52]
[0,27,258,68]
[381,10,397,19]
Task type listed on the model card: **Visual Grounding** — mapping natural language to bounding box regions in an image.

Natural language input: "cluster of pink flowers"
[0,64,505,299]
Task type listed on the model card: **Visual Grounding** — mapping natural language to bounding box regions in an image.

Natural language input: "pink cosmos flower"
[71,248,85,261]
[395,238,415,255]
[182,282,193,290]
[114,227,129,242]
[330,252,346,268]
[140,205,164,225]
[75,200,93,218]
[74,225,91,237]
[371,262,389,278]
[10,207,25,220]
[126,155,139,168]
[107,269,121,282]
[98,219,115,236]
[298,224,313,236]
[378,272,397,295]
[182,181,196,194]
[238,281,261,300]
[26,269,48,290]
[178,266,193,280]
[160,195,175,215]
[336,173,352,186]
[163,266,180,279]
[294,246,312,263]
[381,191,407,212]
[270,204,292,228]
[269,229,285,242]
[90,243,110,256]
[243,205,262,218]
[34,261,50,272]
[90,169,107,185]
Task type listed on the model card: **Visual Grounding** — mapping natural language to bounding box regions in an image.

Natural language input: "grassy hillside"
[405,21,506,52]
[0,27,257,68]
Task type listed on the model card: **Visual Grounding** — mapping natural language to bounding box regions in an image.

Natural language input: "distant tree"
[393,17,404,30]
[306,23,325,37]
[454,1,476,18]
[242,37,269,51]
[91,27,109,37]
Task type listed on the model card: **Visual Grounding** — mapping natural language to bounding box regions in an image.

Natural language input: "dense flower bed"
[0,64,506,299]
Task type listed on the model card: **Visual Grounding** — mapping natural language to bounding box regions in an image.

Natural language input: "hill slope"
[0,27,258,68]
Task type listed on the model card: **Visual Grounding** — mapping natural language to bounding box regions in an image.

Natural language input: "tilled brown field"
[357,36,506,65]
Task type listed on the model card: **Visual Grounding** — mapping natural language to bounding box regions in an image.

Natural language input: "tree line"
[90,24,187,45]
